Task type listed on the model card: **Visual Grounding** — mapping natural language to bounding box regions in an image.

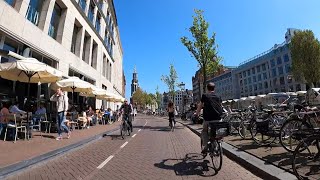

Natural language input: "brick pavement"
[5,115,261,180]
[0,120,121,168]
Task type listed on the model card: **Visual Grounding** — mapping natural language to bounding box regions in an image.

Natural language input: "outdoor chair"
[4,114,27,142]
[30,113,46,137]
[40,113,52,134]
[77,112,88,129]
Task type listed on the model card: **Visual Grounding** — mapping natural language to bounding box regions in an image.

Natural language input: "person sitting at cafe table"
[9,101,26,114]
[1,102,15,140]
[32,103,46,125]
[86,106,96,126]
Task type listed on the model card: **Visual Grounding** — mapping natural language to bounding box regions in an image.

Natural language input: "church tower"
[131,66,139,96]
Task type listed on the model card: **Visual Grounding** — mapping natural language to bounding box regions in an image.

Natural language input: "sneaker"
[56,136,62,140]
[67,132,71,139]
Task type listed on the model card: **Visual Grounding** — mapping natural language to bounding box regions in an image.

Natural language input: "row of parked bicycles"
[222,101,320,179]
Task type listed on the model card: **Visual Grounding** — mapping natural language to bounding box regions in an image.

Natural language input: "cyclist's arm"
[195,102,203,116]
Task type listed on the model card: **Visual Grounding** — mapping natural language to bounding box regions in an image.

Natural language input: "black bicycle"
[120,115,131,139]
[292,128,320,180]
[200,121,230,172]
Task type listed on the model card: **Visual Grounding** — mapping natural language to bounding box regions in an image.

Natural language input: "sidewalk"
[0,121,121,177]
[176,119,297,180]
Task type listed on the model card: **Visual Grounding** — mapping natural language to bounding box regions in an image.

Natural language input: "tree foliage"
[181,9,221,93]
[161,64,178,102]
[132,87,158,109]
[290,30,320,88]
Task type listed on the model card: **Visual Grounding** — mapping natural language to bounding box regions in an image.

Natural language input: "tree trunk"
[202,65,207,94]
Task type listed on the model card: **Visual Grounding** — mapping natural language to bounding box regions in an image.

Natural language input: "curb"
[177,121,297,180]
[0,127,120,179]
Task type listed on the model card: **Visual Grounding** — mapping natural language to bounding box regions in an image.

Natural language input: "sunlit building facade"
[0,0,124,109]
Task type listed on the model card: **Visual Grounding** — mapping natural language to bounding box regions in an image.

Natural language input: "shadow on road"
[102,134,124,140]
[154,153,217,177]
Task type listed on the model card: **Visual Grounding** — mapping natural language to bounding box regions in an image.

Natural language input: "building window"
[263,72,267,80]
[243,71,246,77]
[280,76,285,84]
[264,81,268,89]
[239,73,242,78]
[71,25,79,54]
[1,40,18,63]
[244,79,247,85]
[78,0,86,12]
[272,68,277,77]
[270,59,275,67]
[25,0,43,26]
[278,67,284,75]
[277,57,282,65]
[254,84,257,91]
[257,65,261,73]
[259,83,263,90]
[285,64,291,73]
[296,84,301,91]
[253,76,256,82]
[248,77,251,84]
[4,0,16,7]
[258,74,262,81]
[252,68,255,74]
[262,64,266,71]
[284,54,290,62]
[88,1,95,24]
[247,70,251,76]
[273,78,277,86]
[48,3,62,39]
[95,14,101,33]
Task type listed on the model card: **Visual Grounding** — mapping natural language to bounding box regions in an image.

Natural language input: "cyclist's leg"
[202,121,209,152]
[128,115,133,132]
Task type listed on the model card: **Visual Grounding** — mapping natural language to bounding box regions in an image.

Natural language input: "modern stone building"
[0,0,124,109]
[234,28,305,98]
[205,28,306,100]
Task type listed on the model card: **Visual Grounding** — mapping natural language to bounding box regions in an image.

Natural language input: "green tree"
[181,9,221,93]
[161,64,178,103]
[290,30,320,88]
[132,87,144,107]
[155,86,162,110]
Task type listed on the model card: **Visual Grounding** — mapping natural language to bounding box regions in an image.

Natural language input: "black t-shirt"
[120,104,132,115]
[201,92,222,121]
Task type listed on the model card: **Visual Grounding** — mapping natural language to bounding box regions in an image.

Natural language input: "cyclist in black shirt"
[194,82,223,154]
[120,99,133,132]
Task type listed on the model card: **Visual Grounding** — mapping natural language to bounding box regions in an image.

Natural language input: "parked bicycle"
[292,128,320,179]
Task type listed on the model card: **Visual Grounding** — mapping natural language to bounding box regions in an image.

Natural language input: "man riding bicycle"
[120,99,133,132]
[194,82,223,154]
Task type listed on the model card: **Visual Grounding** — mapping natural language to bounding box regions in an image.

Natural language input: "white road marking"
[132,134,137,138]
[97,155,114,169]
[138,129,141,132]
[144,121,147,126]
[120,141,128,149]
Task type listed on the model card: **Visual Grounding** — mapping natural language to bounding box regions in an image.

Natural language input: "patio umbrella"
[80,86,110,100]
[53,76,93,106]
[0,57,63,137]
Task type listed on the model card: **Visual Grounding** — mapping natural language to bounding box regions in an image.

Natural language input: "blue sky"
[113,0,320,98]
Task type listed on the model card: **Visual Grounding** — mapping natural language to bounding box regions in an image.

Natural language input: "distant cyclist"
[167,101,175,129]
[120,99,133,132]
[194,82,223,154]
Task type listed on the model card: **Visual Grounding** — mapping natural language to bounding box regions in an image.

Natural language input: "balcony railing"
[26,5,40,25]
[78,0,86,12]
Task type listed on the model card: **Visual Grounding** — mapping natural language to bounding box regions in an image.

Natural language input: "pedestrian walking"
[50,88,70,140]
[167,101,176,128]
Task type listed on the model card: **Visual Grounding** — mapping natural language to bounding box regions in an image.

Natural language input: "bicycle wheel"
[280,119,311,153]
[228,116,241,135]
[209,140,223,171]
[250,121,276,146]
[127,123,131,136]
[292,135,320,180]
[120,124,125,139]
[238,120,252,139]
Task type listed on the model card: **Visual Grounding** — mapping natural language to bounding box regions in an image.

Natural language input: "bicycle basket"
[208,121,230,138]
[256,119,269,133]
